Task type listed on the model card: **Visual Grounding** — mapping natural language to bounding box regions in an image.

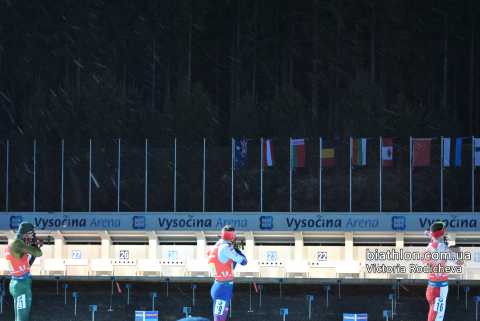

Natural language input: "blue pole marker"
[126,284,131,305]
[191,285,196,306]
[150,292,157,311]
[475,296,480,321]
[165,278,169,297]
[258,285,263,307]
[324,286,330,307]
[63,284,68,305]
[389,294,395,318]
[465,287,470,310]
[343,313,368,321]
[307,295,313,320]
[135,311,159,321]
[280,308,288,321]
[457,281,461,300]
[338,280,342,298]
[89,305,97,321]
[383,310,392,321]
[392,286,397,311]
[279,279,283,299]
[1,290,5,314]
[55,276,59,295]
[73,292,79,316]
[396,279,400,299]
[109,277,115,312]
[183,307,191,318]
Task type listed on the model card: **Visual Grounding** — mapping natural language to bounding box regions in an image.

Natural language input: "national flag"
[352,138,367,166]
[413,139,431,167]
[291,139,305,167]
[443,138,462,167]
[321,139,335,166]
[475,138,480,167]
[382,137,393,166]
[263,139,275,167]
[234,139,247,167]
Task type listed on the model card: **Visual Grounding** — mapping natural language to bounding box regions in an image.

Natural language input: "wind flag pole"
[232,138,234,212]
[61,139,64,212]
[89,139,92,212]
[203,138,206,212]
[33,139,36,212]
[174,138,177,212]
[145,139,148,212]
[441,136,444,213]
[290,137,292,213]
[6,140,9,213]
[261,138,264,212]
[319,138,322,213]
[380,136,382,212]
[118,139,121,212]
[349,137,352,213]
[410,136,412,212]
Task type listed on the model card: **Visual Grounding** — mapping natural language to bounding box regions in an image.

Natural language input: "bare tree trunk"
[311,0,318,118]
[335,0,341,133]
[152,32,156,109]
[188,23,192,89]
[469,12,474,136]
[443,0,448,110]
[252,0,257,104]
[370,1,375,82]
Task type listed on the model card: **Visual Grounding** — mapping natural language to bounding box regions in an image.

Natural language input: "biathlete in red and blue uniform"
[207,225,247,321]
[422,222,464,321]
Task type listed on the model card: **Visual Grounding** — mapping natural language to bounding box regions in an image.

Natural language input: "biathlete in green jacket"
[4,222,43,321]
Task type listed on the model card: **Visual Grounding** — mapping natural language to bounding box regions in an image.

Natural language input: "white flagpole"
[319,138,322,213]
[232,138,234,212]
[61,139,64,212]
[261,138,264,212]
[145,139,148,212]
[174,138,177,212]
[203,138,206,212]
[380,136,382,213]
[410,136,412,212]
[349,137,352,213]
[89,139,92,212]
[290,137,292,213]
[33,139,36,212]
[118,139,121,212]
[6,140,9,213]
[441,136,444,213]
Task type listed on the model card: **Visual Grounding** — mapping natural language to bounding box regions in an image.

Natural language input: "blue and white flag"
[234,139,247,167]
[443,138,462,166]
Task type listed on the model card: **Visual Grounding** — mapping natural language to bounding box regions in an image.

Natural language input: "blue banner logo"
[132,216,146,229]
[10,216,23,230]
[259,216,273,230]
[391,216,406,230]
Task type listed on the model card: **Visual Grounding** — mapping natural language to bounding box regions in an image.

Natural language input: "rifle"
[28,233,51,267]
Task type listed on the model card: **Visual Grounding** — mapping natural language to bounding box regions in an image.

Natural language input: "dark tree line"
[0,0,479,144]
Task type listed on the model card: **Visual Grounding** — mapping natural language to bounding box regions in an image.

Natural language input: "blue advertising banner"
[0,212,478,232]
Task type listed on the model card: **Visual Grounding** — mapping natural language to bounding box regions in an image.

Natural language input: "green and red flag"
[291,139,305,167]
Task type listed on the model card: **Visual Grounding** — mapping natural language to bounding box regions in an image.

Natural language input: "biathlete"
[422,222,463,321]
[207,225,247,321]
[4,222,43,321]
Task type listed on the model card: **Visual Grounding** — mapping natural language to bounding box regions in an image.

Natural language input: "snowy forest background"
[0,0,479,213]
